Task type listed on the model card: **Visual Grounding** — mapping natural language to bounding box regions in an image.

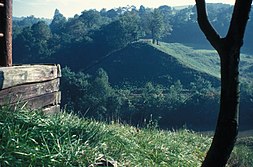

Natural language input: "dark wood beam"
[0,0,12,67]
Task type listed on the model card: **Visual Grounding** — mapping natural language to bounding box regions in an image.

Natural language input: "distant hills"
[88,41,253,87]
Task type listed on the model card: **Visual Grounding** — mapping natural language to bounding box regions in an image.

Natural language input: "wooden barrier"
[0,64,61,113]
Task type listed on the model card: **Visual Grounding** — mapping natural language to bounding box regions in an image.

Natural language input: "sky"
[13,0,236,19]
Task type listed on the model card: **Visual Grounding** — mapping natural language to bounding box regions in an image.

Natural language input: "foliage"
[61,67,223,130]
[50,9,67,35]
[228,145,253,167]
[150,9,166,44]
[12,4,253,69]
[13,21,53,63]
[61,67,119,120]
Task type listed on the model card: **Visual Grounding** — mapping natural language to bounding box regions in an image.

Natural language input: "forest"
[12,4,253,130]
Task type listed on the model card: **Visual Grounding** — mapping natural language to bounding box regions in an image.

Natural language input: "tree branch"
[226,0,252,46]
[195,0,222,52]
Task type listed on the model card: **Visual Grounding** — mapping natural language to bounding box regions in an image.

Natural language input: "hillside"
[1,107,252,166]
[88,41,253,86]
[155,42,253,82]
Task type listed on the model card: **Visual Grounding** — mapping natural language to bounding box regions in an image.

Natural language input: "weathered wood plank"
[42,105,60,114]
[1,92,61,109]
[0,64,61,89]
[14,91,61,110]
[0,78,60,105]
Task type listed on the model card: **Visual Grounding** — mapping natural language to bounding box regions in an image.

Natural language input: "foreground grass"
[0,107,252,166]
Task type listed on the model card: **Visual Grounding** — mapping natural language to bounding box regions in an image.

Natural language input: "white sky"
[13,0,236,18]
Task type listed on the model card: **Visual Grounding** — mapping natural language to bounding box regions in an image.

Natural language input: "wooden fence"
[0,64,61,113]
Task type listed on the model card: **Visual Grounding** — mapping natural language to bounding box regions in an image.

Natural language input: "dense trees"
[195,0,252,166]
[13,6,176,69]
[13,21,53,63]
[61,67,220,129]
[50,9,66,35]
[12,4,253,69]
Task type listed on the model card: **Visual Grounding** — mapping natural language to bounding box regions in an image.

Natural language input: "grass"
[151,42,221,79]
[149,42,253,82]
[228,137,253,167]
[0,106,252,166]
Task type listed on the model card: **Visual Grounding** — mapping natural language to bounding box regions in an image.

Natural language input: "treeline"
[13,4,253,70]
[61,68,253,130]
[13,6,173,70]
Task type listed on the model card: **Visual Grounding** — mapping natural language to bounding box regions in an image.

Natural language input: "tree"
[31,21,51,41]
[139,7,153,39]
[147,8,172,45]
[31,21,52,61]
[13,26,34,63]
[65,18,87,42]
[94,11,141,50]
[158,5,173,37]
[80,9,110,30]
[195,0,252,166]
[14,21,52,63]
[150,9,165,44]
[119,11,142,42]
[50,9,66,35]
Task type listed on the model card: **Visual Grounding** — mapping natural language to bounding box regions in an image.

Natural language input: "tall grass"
[0,106,104,166]
[0,106,252,166]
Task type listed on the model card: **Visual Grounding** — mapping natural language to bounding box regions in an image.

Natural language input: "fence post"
[0,0,12,67]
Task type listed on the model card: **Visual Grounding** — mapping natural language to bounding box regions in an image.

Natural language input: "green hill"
[88,41,253,86]
[156,42,253,83]
[1,107,252,166]
[154,42,220,79]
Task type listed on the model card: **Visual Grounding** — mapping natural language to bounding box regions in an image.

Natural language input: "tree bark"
[0,0,12,67]
[152,38,155,44]
[195,0,252,166]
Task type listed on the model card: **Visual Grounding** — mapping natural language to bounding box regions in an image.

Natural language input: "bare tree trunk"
[202,47,240,167]
[152,38,155,44]
[195,0,252,166]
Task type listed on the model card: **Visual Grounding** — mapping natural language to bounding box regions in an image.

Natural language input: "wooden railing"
[0,64,61,113]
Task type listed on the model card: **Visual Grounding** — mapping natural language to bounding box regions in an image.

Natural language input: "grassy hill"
[88,41,253,86]
[157,42,253,82]
[154,42,220,79]
[0,107,252,166]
